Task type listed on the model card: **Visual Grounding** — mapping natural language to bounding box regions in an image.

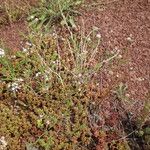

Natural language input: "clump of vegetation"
[0,0,149,150]
[28,0,83,29]
[113,83,150,150]
[0,28,106,149]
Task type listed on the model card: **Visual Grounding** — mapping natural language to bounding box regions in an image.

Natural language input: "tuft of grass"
[28,0,83,29]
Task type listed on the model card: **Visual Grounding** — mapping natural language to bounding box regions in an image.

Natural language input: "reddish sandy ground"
[78,1,150,149]
[80,0,150,99]
[0,0,38,51]
[0,21,27,51]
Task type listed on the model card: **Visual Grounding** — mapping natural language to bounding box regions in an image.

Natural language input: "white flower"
[125,94,130,97]
[7,78,23,92]
[86,37,91,42]
[52,61,56,64]
[36,72,49,81]
[11,82,20,92]
[96,33,101,39]
[0,136,7,149]
[78,73,82,78]
[22,47,28,52]
[0,48,5,57]
[52,33,57,39]
[35,18,39,22]
[30,15,34,19]
[39,114,44,118]
[11,55,16,59]
[46,120,50,125]
[44,74,49,81]
[17,78,24,82]
[35,72,42,77]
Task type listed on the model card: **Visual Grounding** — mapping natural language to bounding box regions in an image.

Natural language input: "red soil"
[78,0,150,149]
[78,0,150,101]
[0,21,27,51]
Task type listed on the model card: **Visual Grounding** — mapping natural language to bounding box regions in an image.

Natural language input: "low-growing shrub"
[0,29,105,149]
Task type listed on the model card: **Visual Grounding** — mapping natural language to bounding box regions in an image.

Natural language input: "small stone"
[116,74,119,78]
[110,29,113,33]
[96,33,102,39]
[130,67,133,70]
[137,77,145,82]
[96,83,99,86]
[129,34,133,37]
[127,37,132,42]
[108,70,114,75]
[118,54,122,59]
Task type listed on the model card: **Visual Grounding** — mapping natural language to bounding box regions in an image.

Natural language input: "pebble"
[136,77,145,82]
[96,33,102,39]
[108,70,114,75]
